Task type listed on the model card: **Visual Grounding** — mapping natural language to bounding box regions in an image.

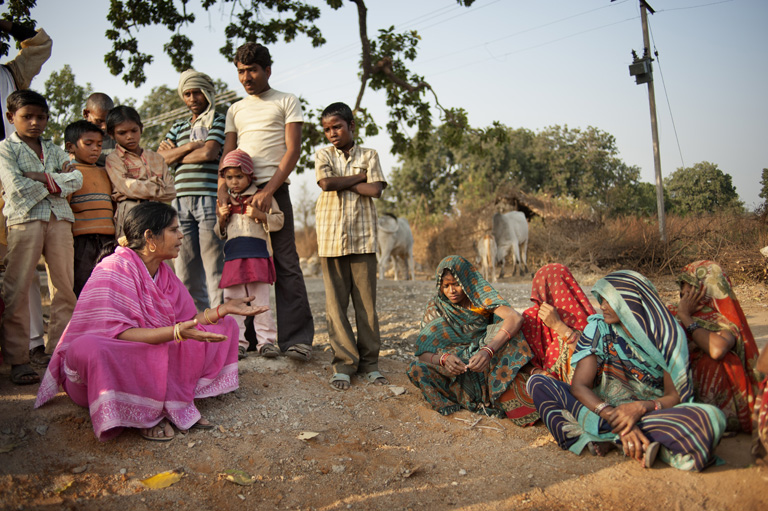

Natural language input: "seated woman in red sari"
[35,202,267,442]
[752,346,768,465]
[667,260,759,433]
[522,264,595,383]
[407,255,538,426]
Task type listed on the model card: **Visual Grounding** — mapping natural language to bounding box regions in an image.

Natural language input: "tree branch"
[351,0,370,113]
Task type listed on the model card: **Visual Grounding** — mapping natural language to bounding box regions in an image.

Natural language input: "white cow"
[475,233,497,282]
[492,211,529,278]
[377,214,415,280]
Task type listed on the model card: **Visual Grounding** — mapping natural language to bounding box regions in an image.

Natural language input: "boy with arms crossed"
[0,90,82,384]
[315,102,388,391]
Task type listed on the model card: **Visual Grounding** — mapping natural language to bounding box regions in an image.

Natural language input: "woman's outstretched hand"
[220,297,269,317]
[179,319,228,343]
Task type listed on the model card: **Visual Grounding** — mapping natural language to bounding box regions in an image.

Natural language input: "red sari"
[668,260,759,433]
[520,264,595,383]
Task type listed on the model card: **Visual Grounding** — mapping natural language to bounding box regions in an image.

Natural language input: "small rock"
[459,469,467,476]
[119,468,127,474]
[237,494,246,501]
[187,441,196,448]
[389,386,407,396]
[332,465,346,474]
[72,465,88,474]
[451,481,458,486]
[35,425,48,436]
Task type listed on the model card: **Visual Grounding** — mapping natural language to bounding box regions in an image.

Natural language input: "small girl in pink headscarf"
[216,149,284,359]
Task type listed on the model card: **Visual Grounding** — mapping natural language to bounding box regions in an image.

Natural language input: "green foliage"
[42,65,92,145]
[760,168,768,201]
[104,0,326,87]
[665,161,743,215]
[390,122,644,222]
[0,0,37,59]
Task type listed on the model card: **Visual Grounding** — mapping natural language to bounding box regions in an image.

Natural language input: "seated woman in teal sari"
[527,270,725,471]
[407,255,538,426]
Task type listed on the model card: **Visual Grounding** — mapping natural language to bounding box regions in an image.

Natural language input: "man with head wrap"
[158,69,225,310]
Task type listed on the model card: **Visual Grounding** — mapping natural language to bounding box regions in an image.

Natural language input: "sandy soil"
[1,274,767,510]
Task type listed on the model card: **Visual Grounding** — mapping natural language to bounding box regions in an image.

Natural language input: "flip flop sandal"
[285,343,312,362]
[363,371,388,385]
[644,441,661,468]
[329,373,351,391]
[238,346,247,360]
[141,422,174,442]
[191,419,215,430]
[258,343,280,358]
[29,346,51,366]
[10,364,40,385]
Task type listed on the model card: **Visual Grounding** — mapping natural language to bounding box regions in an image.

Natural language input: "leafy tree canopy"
[665,161,743,215]
[42,65,92,145]
[389,122,645,222]
[2,0,476,158]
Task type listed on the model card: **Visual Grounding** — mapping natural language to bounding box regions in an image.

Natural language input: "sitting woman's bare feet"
[587,441,616,457]
[140,420,175,442]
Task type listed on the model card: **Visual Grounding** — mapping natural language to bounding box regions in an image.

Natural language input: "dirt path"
[1,275,766,510]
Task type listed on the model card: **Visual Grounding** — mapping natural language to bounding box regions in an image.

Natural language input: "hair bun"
[117,236,128,247]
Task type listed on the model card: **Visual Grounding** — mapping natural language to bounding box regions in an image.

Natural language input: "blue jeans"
[172,195,224,310]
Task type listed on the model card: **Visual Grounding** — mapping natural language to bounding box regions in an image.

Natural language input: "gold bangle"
[203,308,218,325]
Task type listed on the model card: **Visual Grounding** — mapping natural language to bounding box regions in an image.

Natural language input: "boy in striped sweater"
[65,120,115,296]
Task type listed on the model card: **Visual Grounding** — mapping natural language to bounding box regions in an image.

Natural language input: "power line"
[656,0,734,12]
[647,17,685,168]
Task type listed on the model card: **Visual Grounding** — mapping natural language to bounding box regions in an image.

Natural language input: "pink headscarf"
[219,149,254,179]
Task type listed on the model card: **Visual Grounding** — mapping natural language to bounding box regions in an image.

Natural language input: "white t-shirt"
[225,88,303,185]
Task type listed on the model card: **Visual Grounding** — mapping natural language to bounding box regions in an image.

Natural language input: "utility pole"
[627,0,666,242]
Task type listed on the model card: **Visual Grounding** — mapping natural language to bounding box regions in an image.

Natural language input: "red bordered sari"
[521,264,595,383]
[668,260,759,433]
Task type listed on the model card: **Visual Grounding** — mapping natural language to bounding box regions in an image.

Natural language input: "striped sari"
[406,255,537,426]
[528,270,725,471]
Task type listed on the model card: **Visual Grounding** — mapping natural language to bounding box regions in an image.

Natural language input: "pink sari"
[35,247,239,441]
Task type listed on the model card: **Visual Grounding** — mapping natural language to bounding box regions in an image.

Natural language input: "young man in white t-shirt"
[219,42,314,362]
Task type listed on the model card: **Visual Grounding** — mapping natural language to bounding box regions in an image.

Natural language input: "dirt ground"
[1,273,767,511]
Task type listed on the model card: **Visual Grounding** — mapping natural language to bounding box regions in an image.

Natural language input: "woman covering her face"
[407,255,539,426]
[667,260,759,433]
[528,270,726,471]
[521,263,595,383]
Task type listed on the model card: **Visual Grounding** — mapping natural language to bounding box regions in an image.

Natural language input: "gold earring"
[148,244,156,253]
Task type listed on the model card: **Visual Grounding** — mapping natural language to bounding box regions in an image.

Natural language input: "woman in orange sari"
[521,264,595,383]
[667,260,759,433]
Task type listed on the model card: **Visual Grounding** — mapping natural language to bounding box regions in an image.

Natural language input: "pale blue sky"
[9,0,767,208]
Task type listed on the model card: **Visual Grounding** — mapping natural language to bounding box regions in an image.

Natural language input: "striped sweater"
[69,162,115,236]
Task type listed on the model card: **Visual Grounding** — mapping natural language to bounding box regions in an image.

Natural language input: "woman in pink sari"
[36,202,266,441]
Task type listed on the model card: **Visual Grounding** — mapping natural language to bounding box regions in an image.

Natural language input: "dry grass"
[409,210,768,284]
[295,227,317,259]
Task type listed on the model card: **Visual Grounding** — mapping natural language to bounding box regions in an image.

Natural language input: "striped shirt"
[0,133,82,226]
[164,112,225,197]
[69,162,115,236]
[314,144,386,258]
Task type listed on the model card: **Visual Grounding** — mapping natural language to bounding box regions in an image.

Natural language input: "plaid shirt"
[0,133,82,226]
[105,144,176,202]
[314,144,386,258]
